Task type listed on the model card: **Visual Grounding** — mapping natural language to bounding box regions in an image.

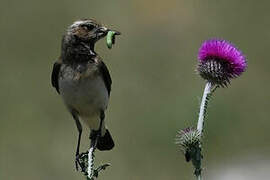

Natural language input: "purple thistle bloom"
[197,39,247,86]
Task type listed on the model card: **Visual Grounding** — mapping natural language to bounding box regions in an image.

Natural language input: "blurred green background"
[1,0,270,179]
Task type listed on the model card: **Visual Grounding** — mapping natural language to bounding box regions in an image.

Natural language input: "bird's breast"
[59,65,109,117]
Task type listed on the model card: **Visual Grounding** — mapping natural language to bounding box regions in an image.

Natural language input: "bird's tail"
[97,129,114,151]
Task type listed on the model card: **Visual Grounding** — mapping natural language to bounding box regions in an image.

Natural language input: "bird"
[51,19,120,170]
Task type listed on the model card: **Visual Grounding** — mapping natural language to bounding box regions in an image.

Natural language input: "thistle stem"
[87,146,95,178]
[87,138,98,179]
[197,82,212,134]
[197,174,202,180]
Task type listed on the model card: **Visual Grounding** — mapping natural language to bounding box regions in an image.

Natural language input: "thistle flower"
[177,39,247,179]
[197,39,247,86]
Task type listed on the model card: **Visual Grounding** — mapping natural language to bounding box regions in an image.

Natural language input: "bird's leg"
[89,110,105,147]
[72,112,83,171]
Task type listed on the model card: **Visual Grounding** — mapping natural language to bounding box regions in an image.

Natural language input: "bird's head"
[66,19,120,45]
[61,19,120,62]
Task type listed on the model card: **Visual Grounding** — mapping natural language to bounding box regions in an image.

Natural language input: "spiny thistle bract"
[176,128,200,152]
[176,127,202,176]
[176,128,201,161]
[197,39,247,86]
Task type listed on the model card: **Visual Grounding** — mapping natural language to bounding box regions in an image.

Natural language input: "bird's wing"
[51,60,62,94]
[99,60,112,96]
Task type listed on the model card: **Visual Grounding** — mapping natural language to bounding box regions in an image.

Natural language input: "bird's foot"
[75,152,89,173]
[89,130,100,140]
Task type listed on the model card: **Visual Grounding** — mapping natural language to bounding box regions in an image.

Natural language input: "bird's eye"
[81,24,95,31]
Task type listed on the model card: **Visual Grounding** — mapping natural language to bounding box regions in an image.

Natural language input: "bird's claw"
[75,152,89,173]
[75,158,79,171]
[75,155,82,171]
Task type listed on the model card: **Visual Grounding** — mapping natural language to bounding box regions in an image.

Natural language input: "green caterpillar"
[106,31,119,49]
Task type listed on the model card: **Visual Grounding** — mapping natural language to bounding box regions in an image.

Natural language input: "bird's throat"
[62,41,96,63]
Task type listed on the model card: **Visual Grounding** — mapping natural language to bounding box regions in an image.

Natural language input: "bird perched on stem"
[51,19,120,170]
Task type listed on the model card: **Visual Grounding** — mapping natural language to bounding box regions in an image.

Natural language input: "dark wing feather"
[51,62,62,94]
[99,61,112,96]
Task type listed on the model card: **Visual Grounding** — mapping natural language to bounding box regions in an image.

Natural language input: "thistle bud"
[176,127,202,176]
[176,127,201,162]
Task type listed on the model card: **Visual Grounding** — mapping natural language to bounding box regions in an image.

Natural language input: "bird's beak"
[97,26,121,38]
[110,30,121,35]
